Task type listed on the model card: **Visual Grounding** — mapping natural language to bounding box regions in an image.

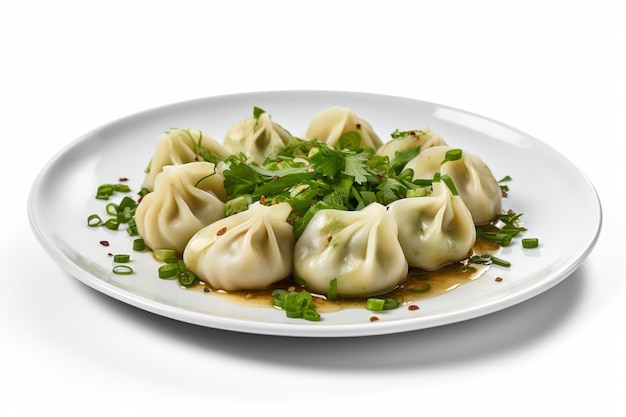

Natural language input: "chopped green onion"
[480,231,513,246]
[382,298,401,310]
[365,298,385,311]
[522,238,539,249]
[271,289,320,321]
[336,131,362,151]
[153,249,177,263]
[87,214,103,227]
[95,183,131,200]
[441,148,462,164]
[126,218,138,236]
[224,195,252,216]
[469,254,511,267]
[113,254,130,263]
[178,270,197,288]
[327,278,338,301]
[440,174,459,196]
[490,256,511,267]
[302,307,321,322]
[272,289,288,307]
[133,238,145,251]
[105,203,118,216]
[103,218,120,231]
[112,265,133,275]
[406,187,427,198]
[158,264,179,279]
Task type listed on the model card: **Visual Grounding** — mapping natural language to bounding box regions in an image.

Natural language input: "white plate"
[28,91,602,337]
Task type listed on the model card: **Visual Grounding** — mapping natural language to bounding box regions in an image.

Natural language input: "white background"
[2,0,624,415]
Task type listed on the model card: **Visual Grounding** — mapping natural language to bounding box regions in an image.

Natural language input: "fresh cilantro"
[342,151,370,184]
[221,129,435,239]
[389,147,421,174]
[253,106,266,118]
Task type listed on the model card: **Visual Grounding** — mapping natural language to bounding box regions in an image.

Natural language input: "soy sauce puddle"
[191,238,499,313]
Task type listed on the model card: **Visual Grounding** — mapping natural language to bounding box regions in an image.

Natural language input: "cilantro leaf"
[343,151,371,184]
[310,143,344,180]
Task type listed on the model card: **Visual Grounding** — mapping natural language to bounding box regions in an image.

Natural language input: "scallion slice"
[153,249,177,263]
[490,256,511,268]
[132,238,145,251]
[158,264,179,279]
[365,298,385,311]
[522,238,539,248]
[178,270,197,288]
[441,148,462,164]
[327,278,338,301]
[87,214,103,227]
[112,265,133,275]
[113,254,130,263]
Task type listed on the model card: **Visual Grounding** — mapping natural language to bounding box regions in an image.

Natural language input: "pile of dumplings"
[134,106,503,298]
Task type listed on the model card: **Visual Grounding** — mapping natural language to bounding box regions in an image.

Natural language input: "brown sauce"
[190,238,499,312]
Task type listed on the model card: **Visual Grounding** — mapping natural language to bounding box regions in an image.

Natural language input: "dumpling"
[404,146,502,225]
[376,127,447,160]
[134,162,227,254]
[141,128,230,191]
[293,203,408,298]
[304,106,383,150]
[223,109,291,164]
[183,202,295,291]
[386,179,476,271]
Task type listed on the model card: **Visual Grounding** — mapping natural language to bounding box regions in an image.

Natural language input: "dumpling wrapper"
[223,111,291,164]
[293,202,408,298]
[135,162,227,254]
[304,106,383,150]
[387,180,476,271]
[376,127,447,160]
[183,202,295,291]
[404,146,502,225]
[141,128,230,192]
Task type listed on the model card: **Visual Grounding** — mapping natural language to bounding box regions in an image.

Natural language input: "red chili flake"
[495,277,503,282]
[217,227,227,236]
[408,131,415,136]
[107,253,113,256]
[408,304,419,311]
[370,316,379,322]
[99,240,110,246]
[272,175,280,181]
[260,195,266,204]
[356,123,362,129]
[118,177,128,182]
[327,235,333,243]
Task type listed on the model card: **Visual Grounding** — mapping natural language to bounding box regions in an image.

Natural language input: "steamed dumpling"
[293,203,408,298]
[404,146,502,224]
[135,162,227,254]
[183,202,295,291]
[387,179,476,271]
[141,128,230,191]
[304,106,383,150]
[376,127,447,160]
[223,110,291,164]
